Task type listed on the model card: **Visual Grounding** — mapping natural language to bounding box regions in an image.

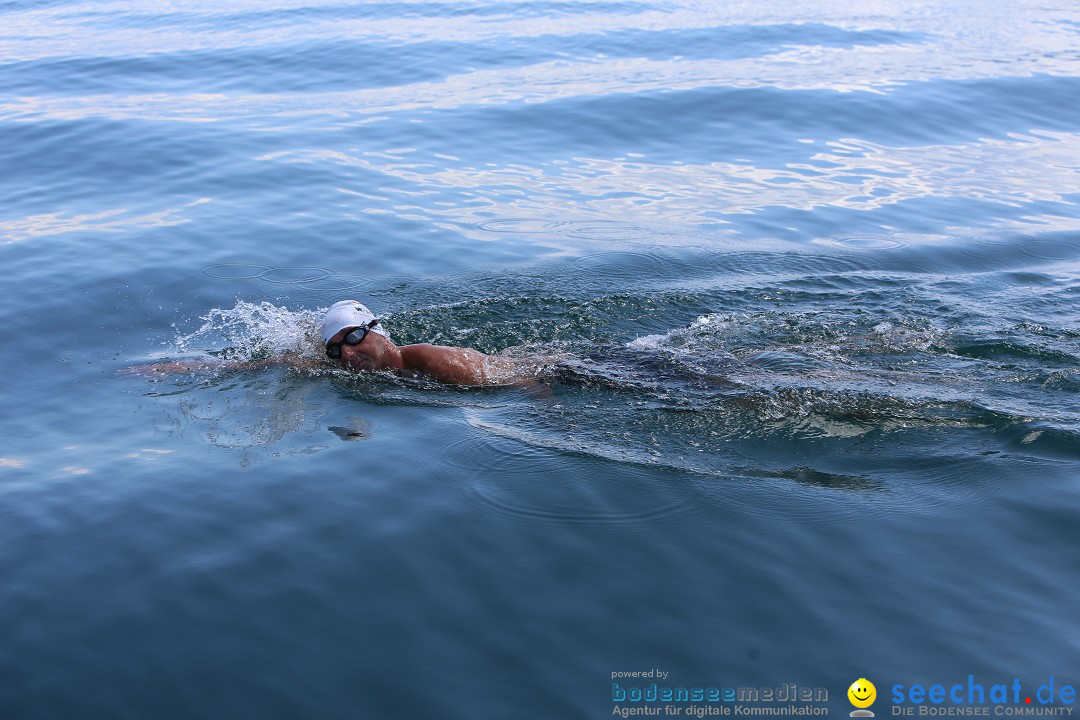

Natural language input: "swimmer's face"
[848,680,876,709]
[329,327,386,372]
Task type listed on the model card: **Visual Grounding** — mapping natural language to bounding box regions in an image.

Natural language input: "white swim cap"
[320,300,391,344]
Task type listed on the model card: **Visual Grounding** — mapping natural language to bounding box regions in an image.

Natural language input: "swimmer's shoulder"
[399,343,487,385]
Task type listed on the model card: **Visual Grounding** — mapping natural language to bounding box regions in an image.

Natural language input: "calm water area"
[2,1,1079,718]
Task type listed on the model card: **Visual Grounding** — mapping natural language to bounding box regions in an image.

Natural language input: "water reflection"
[257,131,1080,228]
[0,199,209,244]
[5,0,1078,77]
[7,46,1080,124]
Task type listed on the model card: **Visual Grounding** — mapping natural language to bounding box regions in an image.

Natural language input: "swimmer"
[320,300,520,385]
[125,299,557,389]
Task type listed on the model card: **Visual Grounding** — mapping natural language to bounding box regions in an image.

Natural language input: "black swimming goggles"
[325,318,381,359]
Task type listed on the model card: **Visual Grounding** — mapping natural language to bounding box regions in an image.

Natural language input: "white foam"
[174,300,324,362]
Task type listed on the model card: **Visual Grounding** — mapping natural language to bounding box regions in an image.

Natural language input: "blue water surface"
[2,1,1079,718]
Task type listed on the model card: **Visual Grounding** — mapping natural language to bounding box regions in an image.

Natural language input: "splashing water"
[147,296,1080,472]
[173,300,325,363]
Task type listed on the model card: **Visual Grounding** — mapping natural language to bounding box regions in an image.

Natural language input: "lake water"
[2,1,1079,718]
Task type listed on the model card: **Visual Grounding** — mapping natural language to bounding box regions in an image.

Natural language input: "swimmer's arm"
[119,352,321,376]
[118,358,221,376]
[399,344,489,385]
[236,353,323,371]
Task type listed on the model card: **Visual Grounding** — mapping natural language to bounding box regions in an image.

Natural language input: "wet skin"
[329,326,492,385]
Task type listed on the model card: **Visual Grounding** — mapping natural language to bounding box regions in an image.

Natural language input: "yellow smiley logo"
[848,678,877,709]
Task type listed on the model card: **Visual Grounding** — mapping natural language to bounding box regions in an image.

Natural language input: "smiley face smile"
[848,679,877,709]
